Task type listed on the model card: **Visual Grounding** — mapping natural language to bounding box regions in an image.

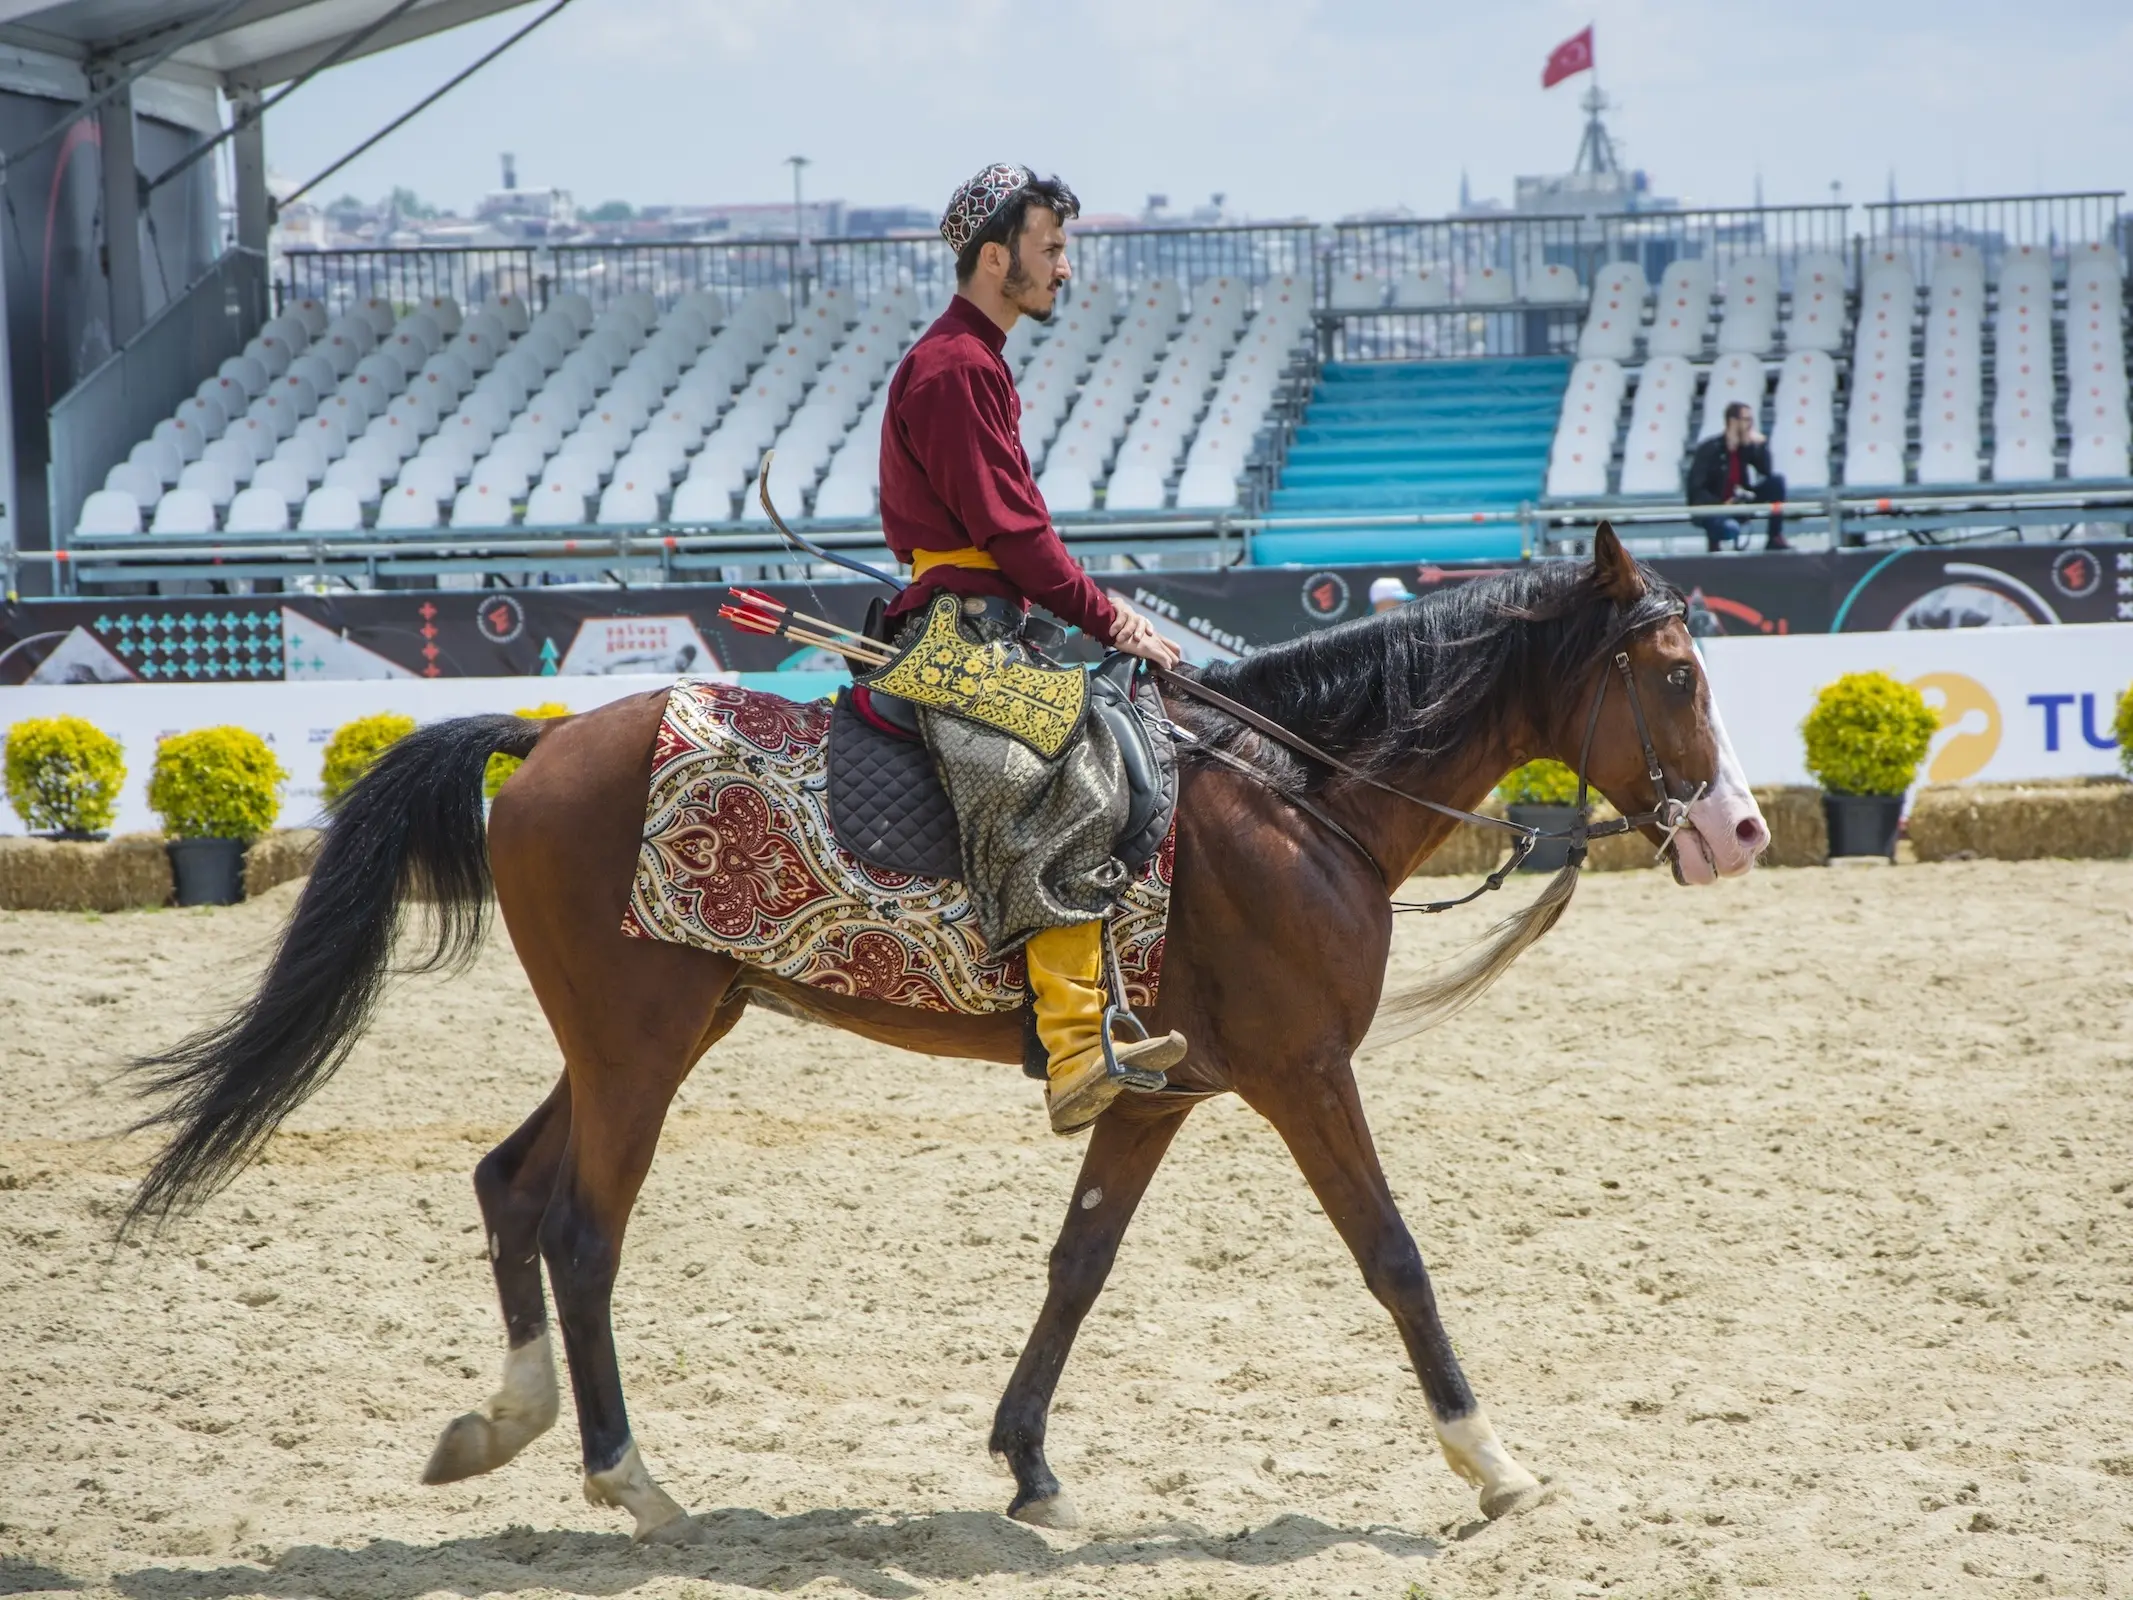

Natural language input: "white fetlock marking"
[482,1331,559,1455]
[1435,1409,1540,1497]
[583,1440,691,1540]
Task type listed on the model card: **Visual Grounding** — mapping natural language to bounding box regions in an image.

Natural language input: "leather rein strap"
[1150,608,1695,915]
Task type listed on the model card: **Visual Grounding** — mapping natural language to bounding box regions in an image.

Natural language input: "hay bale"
[244,828,321,898]
[1910,778,2133,863]
[0,831,172,911]
[1412,820,1506,877]
[1753,786,1828,868]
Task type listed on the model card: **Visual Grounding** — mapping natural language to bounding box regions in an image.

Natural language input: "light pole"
[787,155,810,244]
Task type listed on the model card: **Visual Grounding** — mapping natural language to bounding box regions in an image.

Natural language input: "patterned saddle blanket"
[622,680,1173,1016]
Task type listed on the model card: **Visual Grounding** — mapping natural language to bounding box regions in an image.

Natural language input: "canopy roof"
[0,0,534,91]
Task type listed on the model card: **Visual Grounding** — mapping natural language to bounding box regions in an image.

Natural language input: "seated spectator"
[1686,402,1789,552]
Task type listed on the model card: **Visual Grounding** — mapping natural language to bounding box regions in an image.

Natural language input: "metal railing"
[1327,205,1854,301]
[17,484,2130,596]
[1317,306,1585,362]
[47,247,268,566]
[1863,192,2127,282]
[277,240,803,319]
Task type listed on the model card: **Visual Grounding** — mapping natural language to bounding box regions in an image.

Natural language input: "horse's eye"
[1666,665,1695,693]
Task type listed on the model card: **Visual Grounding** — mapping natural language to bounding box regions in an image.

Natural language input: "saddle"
[828,652,1177,884]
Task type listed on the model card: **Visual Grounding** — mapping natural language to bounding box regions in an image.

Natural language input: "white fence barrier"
[1701,622,2129,788]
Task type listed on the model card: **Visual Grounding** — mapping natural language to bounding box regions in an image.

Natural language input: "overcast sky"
[259,0,2131,222]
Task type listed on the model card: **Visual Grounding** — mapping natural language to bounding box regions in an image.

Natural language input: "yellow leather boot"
[1025,921,1187,1135]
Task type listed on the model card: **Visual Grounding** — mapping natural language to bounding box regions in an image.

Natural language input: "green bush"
[4,715,125,835]
[1496,758,1581,807]
[2116,680,2133,780]
[1800,672,1939,796]
[320,712,416,806]
[484,702,570,800]
[147,727,286,840]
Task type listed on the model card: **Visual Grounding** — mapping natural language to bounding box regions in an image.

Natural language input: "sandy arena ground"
[2,858,2130,1600]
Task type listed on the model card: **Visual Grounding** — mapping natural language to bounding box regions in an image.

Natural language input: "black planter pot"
[1822,792,1904,860]
[168,837,248,906]
[1507,803,1581,871]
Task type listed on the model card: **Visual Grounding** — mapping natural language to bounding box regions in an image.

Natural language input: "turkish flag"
[1542,26,1594,88]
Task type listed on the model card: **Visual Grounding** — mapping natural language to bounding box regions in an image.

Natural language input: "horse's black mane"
[1185,559,1679,791]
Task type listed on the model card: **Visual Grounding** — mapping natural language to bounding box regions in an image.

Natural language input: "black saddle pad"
[826,696,964,881]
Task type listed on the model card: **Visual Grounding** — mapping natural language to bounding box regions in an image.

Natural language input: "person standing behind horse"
[876,163,1186,1133]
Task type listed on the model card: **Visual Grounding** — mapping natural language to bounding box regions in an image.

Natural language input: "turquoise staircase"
[1254,357,1570,565]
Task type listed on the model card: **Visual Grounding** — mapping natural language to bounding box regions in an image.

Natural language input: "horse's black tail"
[122,713,549,1236]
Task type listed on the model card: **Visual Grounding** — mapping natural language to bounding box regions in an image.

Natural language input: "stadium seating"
[1645,261,1713,359]
[1576,262,1647,361]
[1715,256,1779,356]
[1618,357,1696,494]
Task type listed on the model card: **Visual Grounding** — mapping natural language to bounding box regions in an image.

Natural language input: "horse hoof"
[639,1512,712,1547]
[421,1412,499,1485]
[1009,1487,1082,1529]
[1480,1477,1545,1520]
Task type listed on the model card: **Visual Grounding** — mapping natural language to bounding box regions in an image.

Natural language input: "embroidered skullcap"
[940,163,1031,254]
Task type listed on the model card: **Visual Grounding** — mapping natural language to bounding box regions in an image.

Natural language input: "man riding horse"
[874,163,1186,1134]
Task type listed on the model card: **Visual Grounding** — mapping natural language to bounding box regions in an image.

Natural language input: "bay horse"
[125,527,1768,1540]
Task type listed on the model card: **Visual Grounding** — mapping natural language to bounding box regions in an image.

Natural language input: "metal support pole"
[231,89,268,256]
[96,76,145,341]
[0,186,20,593]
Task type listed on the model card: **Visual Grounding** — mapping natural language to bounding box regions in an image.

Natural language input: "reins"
[1151,602,1699,916]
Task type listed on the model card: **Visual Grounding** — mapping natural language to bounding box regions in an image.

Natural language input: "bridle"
[1151,601,1707,915]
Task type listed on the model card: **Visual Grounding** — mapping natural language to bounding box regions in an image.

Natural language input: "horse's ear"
[1590,521,1645,603]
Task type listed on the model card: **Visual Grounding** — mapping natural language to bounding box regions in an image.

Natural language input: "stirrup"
[1097,916,1172,1092]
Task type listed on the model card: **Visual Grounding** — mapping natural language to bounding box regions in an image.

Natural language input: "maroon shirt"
[879,295,1118,643]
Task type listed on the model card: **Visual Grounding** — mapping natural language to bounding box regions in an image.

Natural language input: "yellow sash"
[911,547,1002,577]
[865,593,1087,760]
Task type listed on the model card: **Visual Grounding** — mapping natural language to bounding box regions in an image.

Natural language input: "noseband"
[1153,600,1704,914]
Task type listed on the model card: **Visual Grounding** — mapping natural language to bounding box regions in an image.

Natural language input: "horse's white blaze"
[583,1439,694,1540]
[1679,679,1767,883]
[1434,1409,1542,1510]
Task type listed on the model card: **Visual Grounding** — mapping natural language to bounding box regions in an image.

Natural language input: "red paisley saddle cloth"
[621,680,1172,1015]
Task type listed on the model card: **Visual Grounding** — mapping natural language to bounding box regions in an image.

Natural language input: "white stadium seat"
[1715,255,1778,355]
[1842,436,1905,488]
[1175,460,1241,509]
[75,489,141,536]
[1387,264,1451,310]
[2068,431,2131,479]
[374,483,439,530]
[450,482,516,533]
[1545,358,1625,498]
[1616,357,1695,494]
[323,457,384,506]
[524,479,587,528]
[130,435,183,485]
[1697,353,1765,439]
[1526,263,1583,305]
[223,486,289,534]
[1644,259,1713,358]
[250,459,312,508]
[299,486,366,533]
[1783,253,1847,353]
[597,476,662,525]
[1037,459,1093,513]
[1576,265,1645,361]
[104,459,165,509]
[1461,265,1515,306]
[1992,427,2055,483]
[1328,269,1385,312]
[177,457,238,509]
[669,477,735,522]
[150,488,217,534]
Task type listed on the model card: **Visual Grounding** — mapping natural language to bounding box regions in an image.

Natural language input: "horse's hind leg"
[550,970,746,1544]
[422,1076,572,1485]
[1243,1059,1544,1521]
[990,1101,1194,1527]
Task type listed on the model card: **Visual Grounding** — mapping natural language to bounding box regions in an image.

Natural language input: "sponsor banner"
[4,545,2126,689]
[1701,622,2130,789]
[0,546,2124,691]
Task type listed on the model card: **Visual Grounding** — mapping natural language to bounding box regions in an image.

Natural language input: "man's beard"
[1003,257,1055,322]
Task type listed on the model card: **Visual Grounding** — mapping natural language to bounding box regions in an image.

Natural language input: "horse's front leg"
[990,1100,1194,1527]
[1241,1057,1544,1520]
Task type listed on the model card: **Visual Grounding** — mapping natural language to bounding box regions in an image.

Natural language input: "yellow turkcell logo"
[1911,671,2001,782]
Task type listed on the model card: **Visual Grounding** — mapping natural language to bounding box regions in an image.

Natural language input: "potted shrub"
[2117,679,2133,780]
[484,702,570,800]
[148,726,287,905]
[1498,758,1582,872]
[320,712,416,806]
[4,715,124,840]
[1800,671,1938,860]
